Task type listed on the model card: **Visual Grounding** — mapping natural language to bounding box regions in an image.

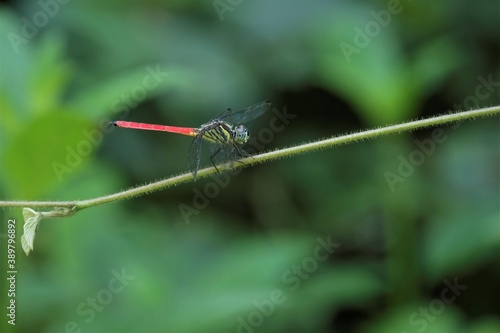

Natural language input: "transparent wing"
[217,100,271,124]
[187,135,204,180]
[209,141,253,175]
[210,142,237,167]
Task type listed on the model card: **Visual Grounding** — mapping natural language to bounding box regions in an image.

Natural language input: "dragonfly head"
[233,125,249,144]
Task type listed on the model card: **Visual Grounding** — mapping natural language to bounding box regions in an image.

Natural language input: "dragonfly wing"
[188,135,204,180]
[217,100,272,124]
[210,142,236,167]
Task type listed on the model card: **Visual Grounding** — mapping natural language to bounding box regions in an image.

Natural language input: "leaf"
[312,14,461,126]
[21,208,43,256]
[1,111,92,199]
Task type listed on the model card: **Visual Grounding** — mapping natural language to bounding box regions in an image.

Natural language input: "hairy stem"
[1,105,499,216]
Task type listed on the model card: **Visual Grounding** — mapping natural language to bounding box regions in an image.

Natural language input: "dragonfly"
[112,101,272,180]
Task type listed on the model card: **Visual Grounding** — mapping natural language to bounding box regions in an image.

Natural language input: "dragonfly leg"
[231,145,253,166]
[210,147,223,173]
[235,145,252,158]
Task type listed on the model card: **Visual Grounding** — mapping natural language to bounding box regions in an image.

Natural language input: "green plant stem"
[1,105,499,217]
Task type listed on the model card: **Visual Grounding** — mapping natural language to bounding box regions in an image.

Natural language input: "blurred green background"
[1,0,499,332]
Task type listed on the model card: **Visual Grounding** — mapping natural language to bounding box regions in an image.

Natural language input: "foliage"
[0,1,499,332]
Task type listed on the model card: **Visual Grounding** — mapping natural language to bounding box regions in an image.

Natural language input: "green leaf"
[28,33,74,116]
[21,208,42,255]
[1,111,93,198]
[68,66,197,118]
[312,14,461,126]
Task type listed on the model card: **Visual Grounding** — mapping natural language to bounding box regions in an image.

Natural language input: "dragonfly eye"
[234,125,249,144]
